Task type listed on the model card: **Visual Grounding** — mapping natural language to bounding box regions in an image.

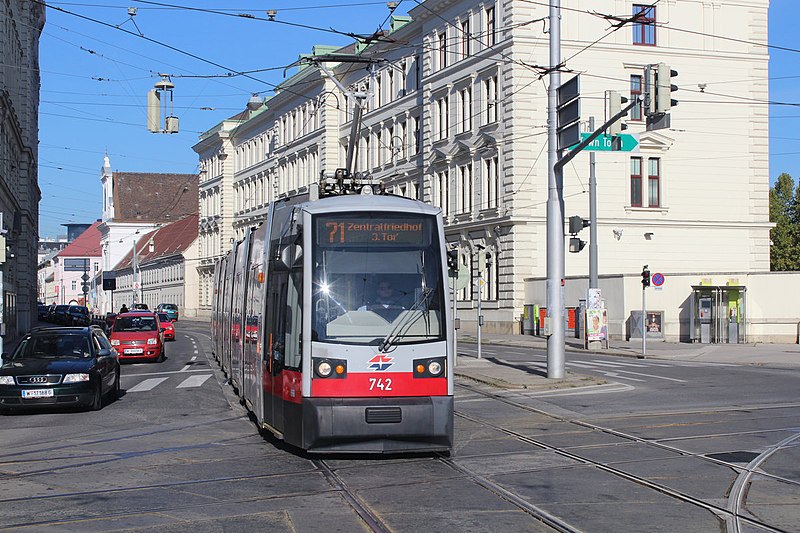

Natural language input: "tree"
[769,172,799,270]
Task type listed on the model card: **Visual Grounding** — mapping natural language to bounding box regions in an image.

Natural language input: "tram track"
[313,459,392,533]
[455,381,795,532]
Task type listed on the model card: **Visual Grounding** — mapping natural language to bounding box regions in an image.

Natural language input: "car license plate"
[22,389,54,398]
[124,348,144,354]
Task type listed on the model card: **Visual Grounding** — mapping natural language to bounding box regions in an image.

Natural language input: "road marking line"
[191,356,197,361]
[176,374,212,388]
[123,369,211,377]
[126,377,168,392]
[586,359,671,368]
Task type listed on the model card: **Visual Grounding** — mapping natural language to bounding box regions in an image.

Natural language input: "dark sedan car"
[66,305,91,326]
[0,326,120,413]
[52,305,70,325]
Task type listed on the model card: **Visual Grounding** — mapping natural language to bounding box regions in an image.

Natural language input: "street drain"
[706,451,760,463]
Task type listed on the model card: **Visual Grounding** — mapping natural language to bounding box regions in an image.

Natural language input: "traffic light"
[607,90,629,136]
[569,237,586,253]
[569,215,589,235]
[446,248,459,276]
[644,63,678,116]
[656,63,678,113]
[568,216,589,253]
[641,265,651,288]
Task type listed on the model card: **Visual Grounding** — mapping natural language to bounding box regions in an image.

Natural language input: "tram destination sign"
[318,217,428,246]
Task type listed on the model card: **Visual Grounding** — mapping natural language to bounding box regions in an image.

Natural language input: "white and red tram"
[212,182,453,453]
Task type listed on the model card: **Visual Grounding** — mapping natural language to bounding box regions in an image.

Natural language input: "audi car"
[0,326,120,413]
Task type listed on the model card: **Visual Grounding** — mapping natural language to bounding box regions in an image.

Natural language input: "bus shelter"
[689,285,747,344]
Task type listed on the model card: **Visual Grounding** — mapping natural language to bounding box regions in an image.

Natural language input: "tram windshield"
[312,212,446,346]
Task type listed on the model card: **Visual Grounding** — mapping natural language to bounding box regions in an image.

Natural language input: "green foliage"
[769,173,800,270]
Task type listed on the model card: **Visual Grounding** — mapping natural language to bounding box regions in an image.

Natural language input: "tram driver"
[359,280,406,311]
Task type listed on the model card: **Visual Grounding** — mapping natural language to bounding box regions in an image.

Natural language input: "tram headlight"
[413,357,446,378]
[428,361,443,376]
[317,361,333,377]
[314,358,347,379]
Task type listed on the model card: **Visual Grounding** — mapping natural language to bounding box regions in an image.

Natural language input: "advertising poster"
[587,308,606,341]
[647,311,662,334]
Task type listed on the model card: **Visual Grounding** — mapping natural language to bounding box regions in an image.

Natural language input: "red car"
[109,312,166,362]
[157,313,175,341]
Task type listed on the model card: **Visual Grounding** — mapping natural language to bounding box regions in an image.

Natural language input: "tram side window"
[283,265,302,370]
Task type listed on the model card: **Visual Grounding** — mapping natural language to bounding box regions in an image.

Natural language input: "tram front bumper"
[301,396,453,454]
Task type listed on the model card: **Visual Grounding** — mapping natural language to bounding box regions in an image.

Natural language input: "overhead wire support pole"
[300,54,383,177]
[589,117,598,290]
[546,0,565,379]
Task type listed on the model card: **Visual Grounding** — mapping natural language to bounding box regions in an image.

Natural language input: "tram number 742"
[369,378,393,391]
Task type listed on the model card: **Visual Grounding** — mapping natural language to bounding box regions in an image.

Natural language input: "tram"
[211,176,453,453]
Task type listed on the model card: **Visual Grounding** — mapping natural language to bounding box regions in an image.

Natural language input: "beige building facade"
[194,1,784,340]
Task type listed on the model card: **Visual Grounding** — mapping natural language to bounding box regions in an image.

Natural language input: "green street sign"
[573,133,639,152]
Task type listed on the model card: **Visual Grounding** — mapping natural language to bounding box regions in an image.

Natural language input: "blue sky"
[37,1,797,237]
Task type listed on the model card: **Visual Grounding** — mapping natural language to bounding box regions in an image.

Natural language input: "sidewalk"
[453,332,800,390]
[457,332,800,365]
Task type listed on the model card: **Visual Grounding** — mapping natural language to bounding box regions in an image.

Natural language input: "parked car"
[157,313,175,341]
[66,305,91,326]
[132,303,149,310]
[52,305,71,325]
[109,312,165,363]
[45,304,58,322]
[37,303,48,321]
[0,326,120,413]
[156,303,179,321]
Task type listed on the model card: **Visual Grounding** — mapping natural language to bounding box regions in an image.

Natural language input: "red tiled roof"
[57,221,102,258]
[114,214,198,270]
[112,172,198,222]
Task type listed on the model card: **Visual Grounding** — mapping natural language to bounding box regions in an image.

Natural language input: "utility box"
[523,304,535,335]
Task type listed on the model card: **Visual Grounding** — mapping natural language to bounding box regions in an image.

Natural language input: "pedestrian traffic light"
[641,265,651,288]
[447,248,459,276]
[607,90,629,136]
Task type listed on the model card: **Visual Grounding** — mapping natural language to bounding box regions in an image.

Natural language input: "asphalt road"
[0,323,797,532]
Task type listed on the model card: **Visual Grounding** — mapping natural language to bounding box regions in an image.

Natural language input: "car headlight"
[147,338,158,345]
[0,376,14,385]
[63,373,90,383]
[110,339,120,346]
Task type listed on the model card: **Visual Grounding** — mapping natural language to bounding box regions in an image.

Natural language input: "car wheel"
[156,347,165,363]
[106,369,121,401]
[89,382,103,411]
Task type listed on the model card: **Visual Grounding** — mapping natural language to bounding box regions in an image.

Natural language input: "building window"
[630,74,643,121]
[632,4,656,46]
[387,69,394,102]
[437,96,449,140]
[485,7,496,47]
[71,281,77,291]
[484,75,498,124]
[438,31,448,70]
[630,157,642,207]
[484,156,499,209]
[414,117,421,154]
[460,19,470,59]
[647,157,661,207]
[458,87,472,134]
[631,157,660,207]
[459,163,473,214]
[481,252,499,302]
[436,170,449,217]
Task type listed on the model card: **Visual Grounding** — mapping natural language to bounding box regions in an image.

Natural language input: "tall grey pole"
[589,117,598,289]
[476,266,482,359]
[546,0,565,378]
[642,286,647,357]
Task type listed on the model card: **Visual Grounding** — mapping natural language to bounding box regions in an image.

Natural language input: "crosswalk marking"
[126,377,168,392]
[177,374,212,388]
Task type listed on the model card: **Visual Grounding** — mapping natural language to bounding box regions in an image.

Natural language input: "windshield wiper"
[378,287,434,352]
